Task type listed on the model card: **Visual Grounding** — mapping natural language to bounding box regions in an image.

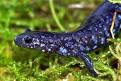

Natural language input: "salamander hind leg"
[77,52,98,77]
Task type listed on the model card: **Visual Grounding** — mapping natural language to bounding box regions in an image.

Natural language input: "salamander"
[14,0,121,77]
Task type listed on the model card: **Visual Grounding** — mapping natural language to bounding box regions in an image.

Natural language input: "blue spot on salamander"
[58,47,68,56]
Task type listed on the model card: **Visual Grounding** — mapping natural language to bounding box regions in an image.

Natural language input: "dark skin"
[14,0,121,77]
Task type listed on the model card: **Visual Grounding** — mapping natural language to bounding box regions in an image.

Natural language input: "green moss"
[109,0,121,4]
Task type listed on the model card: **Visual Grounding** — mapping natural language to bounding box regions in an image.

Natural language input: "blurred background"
[0,0,121,81]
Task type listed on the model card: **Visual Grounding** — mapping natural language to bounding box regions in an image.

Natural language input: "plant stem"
[49,0,65,31]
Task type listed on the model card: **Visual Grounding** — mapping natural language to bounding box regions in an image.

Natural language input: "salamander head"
[14,29,42,49]
[14,29,59,52]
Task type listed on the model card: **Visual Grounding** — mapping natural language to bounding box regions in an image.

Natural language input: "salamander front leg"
[78,52,98,77]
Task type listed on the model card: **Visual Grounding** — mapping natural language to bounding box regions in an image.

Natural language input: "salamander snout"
[14,35,23,47]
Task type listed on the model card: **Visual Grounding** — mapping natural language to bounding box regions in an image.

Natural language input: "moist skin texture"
[14,0,121,77]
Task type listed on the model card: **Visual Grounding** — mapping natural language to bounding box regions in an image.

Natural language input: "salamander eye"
[23,36,33,44]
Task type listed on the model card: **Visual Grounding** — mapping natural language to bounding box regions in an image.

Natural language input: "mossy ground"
[0,0,121,81]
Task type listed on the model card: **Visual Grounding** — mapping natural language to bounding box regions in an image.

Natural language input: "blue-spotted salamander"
[14,0,121,77]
